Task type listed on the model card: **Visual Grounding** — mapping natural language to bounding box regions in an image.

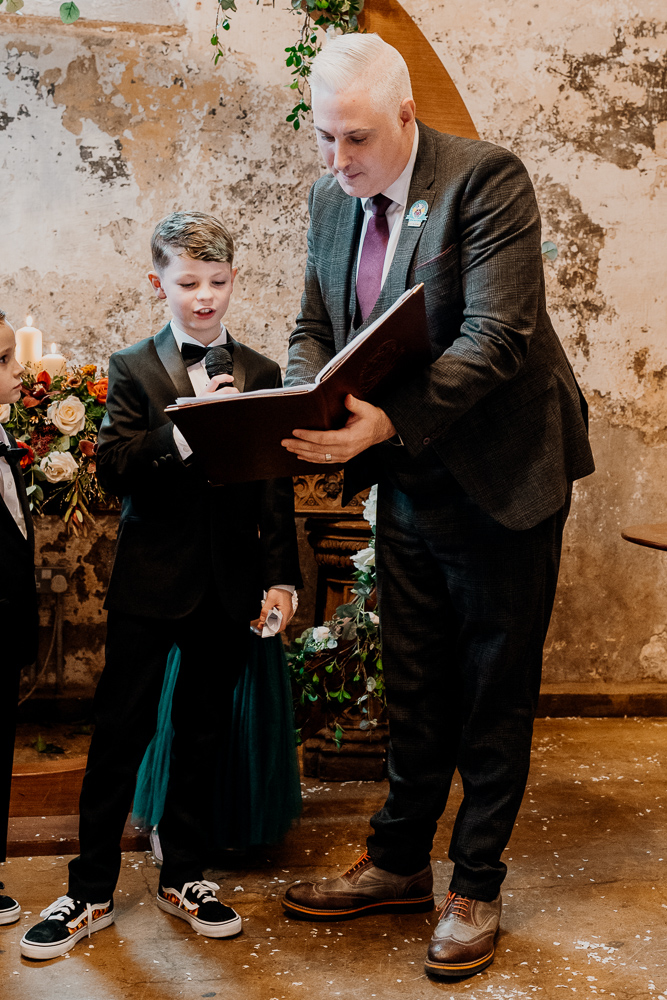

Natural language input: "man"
[280,33,594,979]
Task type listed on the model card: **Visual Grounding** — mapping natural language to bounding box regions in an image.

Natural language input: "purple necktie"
[356,194,393,323]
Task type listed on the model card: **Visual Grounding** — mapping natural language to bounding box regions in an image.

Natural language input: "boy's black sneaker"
[20,895,114,960]
[157,879,242,937]
[0,882,20,925]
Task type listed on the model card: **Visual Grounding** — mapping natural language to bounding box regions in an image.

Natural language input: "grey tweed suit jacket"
[286,121,594,531]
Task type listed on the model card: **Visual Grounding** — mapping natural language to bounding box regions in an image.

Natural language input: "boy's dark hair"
[151,212,234,271]
[0,309,6,322]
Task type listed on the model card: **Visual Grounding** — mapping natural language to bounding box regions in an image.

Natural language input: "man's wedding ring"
[325,453,332,462]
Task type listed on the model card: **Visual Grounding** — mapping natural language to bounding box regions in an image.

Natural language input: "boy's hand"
[205,374,239,395]
[251,587,295,634]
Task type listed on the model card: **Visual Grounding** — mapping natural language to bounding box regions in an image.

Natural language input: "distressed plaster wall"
[1,0,666,692]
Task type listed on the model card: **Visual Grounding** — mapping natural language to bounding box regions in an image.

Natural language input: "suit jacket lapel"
[328,196,363,348]
[1,431,33,549]
[153,324,196,399]
[228,335,246,393]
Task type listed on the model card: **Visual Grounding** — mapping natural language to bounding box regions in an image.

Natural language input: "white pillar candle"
[15,316,43,366]
[39,343,67,379]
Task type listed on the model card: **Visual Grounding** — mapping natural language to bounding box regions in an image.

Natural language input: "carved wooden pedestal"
[293,471,372,623]
[302,721,389,782]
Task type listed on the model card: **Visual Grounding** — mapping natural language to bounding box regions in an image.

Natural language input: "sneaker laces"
[342,852,372,879]
[436,891,471,919]
[39,895,96,939]
[174,880,220,909]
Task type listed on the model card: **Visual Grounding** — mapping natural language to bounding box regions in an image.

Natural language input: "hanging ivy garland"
[212,0,364,129]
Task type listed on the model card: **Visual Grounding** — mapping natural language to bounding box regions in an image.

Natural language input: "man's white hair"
[310,32,413,116]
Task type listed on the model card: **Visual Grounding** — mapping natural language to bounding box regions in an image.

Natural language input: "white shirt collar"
[170,319,228,350]
[0,424,9,447]
[361,125,420,213]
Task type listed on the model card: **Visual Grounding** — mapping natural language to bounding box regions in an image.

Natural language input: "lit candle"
[39,343,67,379]
[15,316,43,366]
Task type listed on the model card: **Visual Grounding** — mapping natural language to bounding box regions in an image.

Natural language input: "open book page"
[174,384,314,406]
[313,286,416,384]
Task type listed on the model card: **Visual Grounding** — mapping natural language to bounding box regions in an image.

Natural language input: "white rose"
[352,545,375,572]
[0,403,11,423]
[40,450,79,483]
[47,395,86,436]
[312,626,331,642]
[362,484,378,527]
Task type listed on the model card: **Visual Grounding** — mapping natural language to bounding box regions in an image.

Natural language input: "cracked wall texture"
[2,0,666,690]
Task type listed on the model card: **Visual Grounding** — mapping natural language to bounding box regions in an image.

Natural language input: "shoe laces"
[175,880,220,908]
[436,891,471,919]
[342,852,372,878]
[39,895,96,939]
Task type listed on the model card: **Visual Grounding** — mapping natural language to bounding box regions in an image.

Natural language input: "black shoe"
[0,882,20,925]
[20,895,114,960]
[157,880,242,938]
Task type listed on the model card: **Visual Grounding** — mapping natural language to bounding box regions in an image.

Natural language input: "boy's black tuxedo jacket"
[97,326,301,622]
[0,430,38,665]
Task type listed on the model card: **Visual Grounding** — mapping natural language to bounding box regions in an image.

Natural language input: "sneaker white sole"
[20,910,114,960]
[0,901,21,925]
[156,894,242,938]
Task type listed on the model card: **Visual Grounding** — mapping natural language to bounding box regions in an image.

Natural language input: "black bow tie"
[181,341,233,366]
[0,442,22,465]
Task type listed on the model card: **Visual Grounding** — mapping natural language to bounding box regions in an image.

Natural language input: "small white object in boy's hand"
[250,607,283,638]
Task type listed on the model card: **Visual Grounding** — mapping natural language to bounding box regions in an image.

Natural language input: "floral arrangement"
[1,364,111,531]
[286,485,384,745]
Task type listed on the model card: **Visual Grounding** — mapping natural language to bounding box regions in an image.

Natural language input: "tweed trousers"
[366,467,570,900]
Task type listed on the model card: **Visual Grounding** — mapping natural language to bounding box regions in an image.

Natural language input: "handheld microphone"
[205,345,234,390]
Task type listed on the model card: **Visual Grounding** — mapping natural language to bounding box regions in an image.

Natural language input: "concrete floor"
[1,717,666,1000]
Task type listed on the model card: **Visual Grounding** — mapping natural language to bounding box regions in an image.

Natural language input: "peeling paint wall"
[2,0,666,690]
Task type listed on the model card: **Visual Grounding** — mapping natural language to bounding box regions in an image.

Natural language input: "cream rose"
[351,545,375,572]
[47,395,86,436]
[0,403,11,423]
[40,450,79,483]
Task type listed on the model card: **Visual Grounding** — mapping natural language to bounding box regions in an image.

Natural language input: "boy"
[0,309,38,927]
[21,213,301,960]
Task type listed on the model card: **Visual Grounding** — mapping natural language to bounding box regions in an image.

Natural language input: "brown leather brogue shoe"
[282,852,434,920]
[424,891,501,978]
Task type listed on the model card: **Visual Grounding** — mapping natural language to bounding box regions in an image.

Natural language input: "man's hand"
[250,587,295,634]
[204,374,239,395]
[281,394,396,464]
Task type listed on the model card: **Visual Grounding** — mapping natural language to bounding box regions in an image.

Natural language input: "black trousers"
[68,587,250,902]
[366,471,570,900]
[0,657,21,863]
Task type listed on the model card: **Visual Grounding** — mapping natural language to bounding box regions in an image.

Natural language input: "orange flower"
[16,440,35,470]
[87,377,108,404]
[81,364,97,377]
[35,370,52,388]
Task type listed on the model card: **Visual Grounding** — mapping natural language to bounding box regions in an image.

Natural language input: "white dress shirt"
[170,320,230,461]
[356,125,420,287]
[0,424,27,539]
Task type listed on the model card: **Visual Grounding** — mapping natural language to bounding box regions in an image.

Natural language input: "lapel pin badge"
[406,199,429,228]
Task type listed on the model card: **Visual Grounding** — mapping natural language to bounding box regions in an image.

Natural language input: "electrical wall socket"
[35,565,69,594]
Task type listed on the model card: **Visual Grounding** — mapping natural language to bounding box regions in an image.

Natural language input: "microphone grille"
[205,345,234,379]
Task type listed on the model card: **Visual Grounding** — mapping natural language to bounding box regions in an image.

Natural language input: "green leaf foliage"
[541,240,558,261]
[59,1,80,23]
[6,0,25,12]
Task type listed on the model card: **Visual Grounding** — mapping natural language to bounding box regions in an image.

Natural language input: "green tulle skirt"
[132,634,302,850]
